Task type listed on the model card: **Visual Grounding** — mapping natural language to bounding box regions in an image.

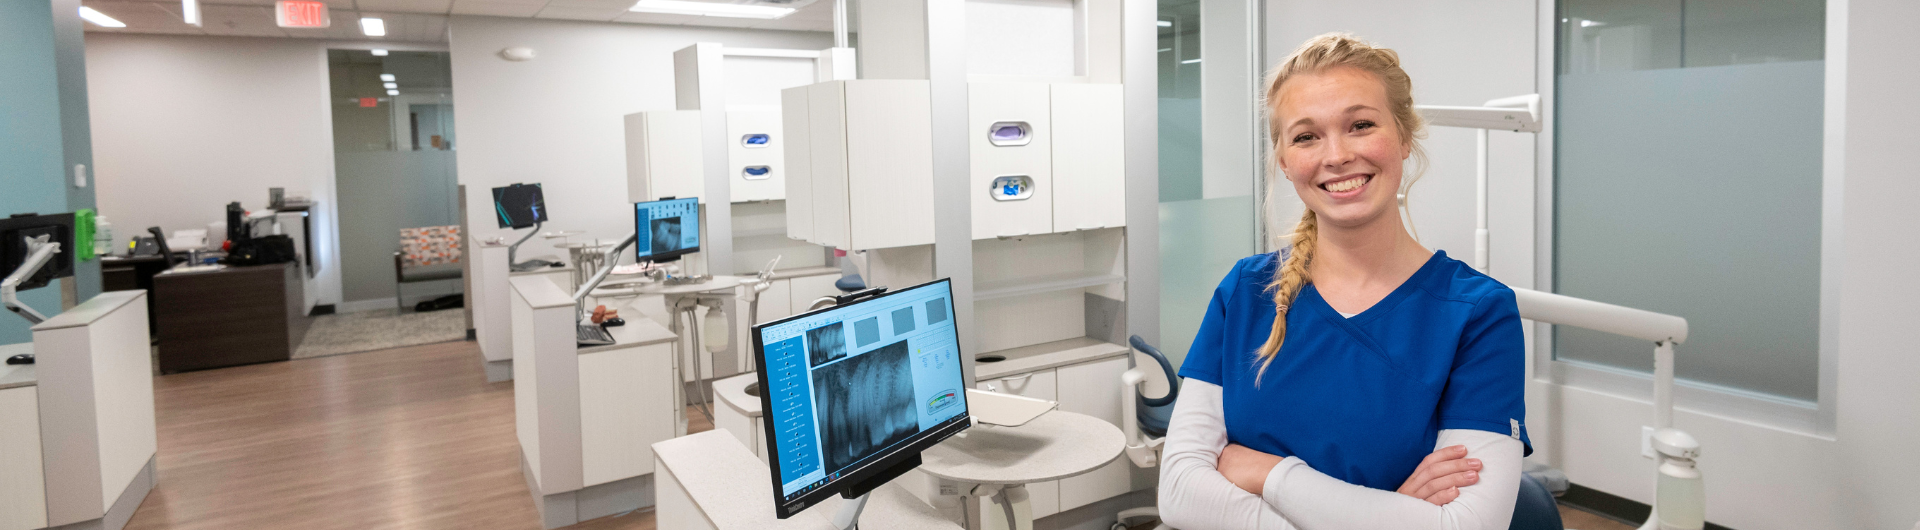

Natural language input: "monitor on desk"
[1,213,76,290]
[751,279,970,519]
[633,197,699,263]
[492,183,548,229]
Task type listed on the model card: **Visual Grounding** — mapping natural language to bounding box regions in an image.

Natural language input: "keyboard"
[576,323,615,346]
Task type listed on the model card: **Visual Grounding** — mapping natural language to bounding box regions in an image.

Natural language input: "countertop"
[918,410,1125,485]
[974,336,1130,381]
[577,307,677,354]
[653,430,961,530]
[0,343,35,390]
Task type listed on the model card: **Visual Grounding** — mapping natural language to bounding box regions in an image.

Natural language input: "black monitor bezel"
[0,213,76,291]
[632,197,700,264]
[750,278,972,519]
[491,183,548,229]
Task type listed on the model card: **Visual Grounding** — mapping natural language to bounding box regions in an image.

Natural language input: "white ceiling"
[79,0,836,43]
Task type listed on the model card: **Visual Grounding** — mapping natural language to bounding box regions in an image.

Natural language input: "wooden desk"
[101,254,173,336]
[154,262,310,374]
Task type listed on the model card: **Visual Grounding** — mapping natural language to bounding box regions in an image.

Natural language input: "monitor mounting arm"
[2,235,61,325]
[572,231,639,322]
[507,222,559,272]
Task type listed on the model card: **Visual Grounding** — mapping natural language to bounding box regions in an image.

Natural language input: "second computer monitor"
[634,197,699,263]
[492,183,548,229]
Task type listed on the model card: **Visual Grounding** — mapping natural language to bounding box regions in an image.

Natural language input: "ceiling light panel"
[360,17,386,36]
[78,6,127,28]
[380,74,396,81]
[629,0,795,19]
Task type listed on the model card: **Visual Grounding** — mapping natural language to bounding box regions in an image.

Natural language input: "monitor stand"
[829,454,921,530]
[507,222,558,272]
[2,235,60,325]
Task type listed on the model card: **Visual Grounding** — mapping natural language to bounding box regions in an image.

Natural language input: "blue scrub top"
[1179,250,1532,491]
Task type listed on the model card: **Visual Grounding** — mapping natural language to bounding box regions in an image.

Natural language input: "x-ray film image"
[649,217,684,253]
[806,322,847,367]
[810,339,917,473]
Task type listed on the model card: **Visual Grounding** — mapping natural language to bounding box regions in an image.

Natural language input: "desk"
[100,255,173,336]
[918,411,1126,530]
[653,430,963,530]
[153,262,309,373]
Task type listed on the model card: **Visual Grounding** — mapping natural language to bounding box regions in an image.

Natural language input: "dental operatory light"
[360,17,386,37]
[78,7,126,28]
[629,0,795,19]
[371,49,389,56]
[380,74,395,82]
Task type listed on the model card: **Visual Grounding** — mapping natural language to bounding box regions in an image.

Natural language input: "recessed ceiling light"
[182,0,202,27]
[629,0,794,19]
[379,74,395,82]
[371,49,389,56]
[78,6,126,28]
[1157,20,1172,27]
[1181,58,1202,64]
[360,17,386,37]
[384,82,397,89]
[1580,19,1604,27]
[387,89,399,96]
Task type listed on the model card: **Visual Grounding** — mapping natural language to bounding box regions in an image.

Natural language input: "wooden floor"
[121,338,1621,530]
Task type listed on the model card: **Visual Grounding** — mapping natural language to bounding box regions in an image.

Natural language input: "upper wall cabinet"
[1050,83,1125,232]
[971,82,1055,240]
[728,111,785,203]
[625,110,704,204]
[965,82,1126,240]
[782,80,936,251]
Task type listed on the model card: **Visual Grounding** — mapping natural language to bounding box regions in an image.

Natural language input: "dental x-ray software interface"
[754,280,968,505]
[633,197,700,262]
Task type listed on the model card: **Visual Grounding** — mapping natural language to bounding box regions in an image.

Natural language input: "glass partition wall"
[1552,0,1825,404]
[1156,0,1263,368]
[328,50,462,308]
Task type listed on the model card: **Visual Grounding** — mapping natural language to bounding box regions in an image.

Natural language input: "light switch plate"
[1641,426,1656,459]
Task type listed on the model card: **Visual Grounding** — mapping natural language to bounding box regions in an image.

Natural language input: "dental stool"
[1113,335,1181,530]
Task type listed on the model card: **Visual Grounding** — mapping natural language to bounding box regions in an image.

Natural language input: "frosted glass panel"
[1554,0,1823,401]
[1159,196,1254,368]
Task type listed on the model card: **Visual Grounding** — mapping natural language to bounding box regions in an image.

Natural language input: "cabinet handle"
[999,372,1036,385]
[1075,223,1104,231]
[995,231,1029,239]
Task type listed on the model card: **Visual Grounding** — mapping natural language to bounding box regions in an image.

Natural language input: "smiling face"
[1272,65,1412,230]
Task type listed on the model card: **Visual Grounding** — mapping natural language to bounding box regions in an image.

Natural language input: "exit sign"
[276,0,330,28]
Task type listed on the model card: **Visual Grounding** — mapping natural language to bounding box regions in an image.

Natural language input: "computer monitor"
[492,183,548,229]
[633,197,700,263]
[0,213,76,291]
[751,279,971,519]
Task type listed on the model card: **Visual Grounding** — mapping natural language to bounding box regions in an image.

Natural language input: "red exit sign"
[275,0,330,28]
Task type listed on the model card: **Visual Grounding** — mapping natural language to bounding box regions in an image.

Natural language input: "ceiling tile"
[751,16,830,32]
[199,4,286,36]
[533,4,622,20]
[681,15,763,29]
[450,1,545,17]
[610,11,696,25]
[545,0,631,8]
[355,0,452,15]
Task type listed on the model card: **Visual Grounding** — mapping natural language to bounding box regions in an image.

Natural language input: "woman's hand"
[1217,444,1286,495]
[1397,444,1482,505]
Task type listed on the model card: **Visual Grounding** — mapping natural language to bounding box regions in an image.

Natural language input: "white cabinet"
[1050,83,1126,232]
[625,110,705,204]
[579,342,676,487]
[0,386,46,530]
[970,82,1055,240]
[728,111,786,202]
[975,369,1060,519]
[782,80,936,251]
[781,86,815,241]
[1054,355,1133,512]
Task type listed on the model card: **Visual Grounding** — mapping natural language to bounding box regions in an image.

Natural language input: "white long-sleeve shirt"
[1157,380,1522,530]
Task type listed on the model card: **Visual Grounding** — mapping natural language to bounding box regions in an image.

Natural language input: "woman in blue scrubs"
[1155,33,1560,530]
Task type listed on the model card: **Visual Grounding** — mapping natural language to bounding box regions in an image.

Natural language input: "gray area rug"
[293,307,466,360]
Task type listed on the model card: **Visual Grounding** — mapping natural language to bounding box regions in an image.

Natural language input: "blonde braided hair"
[1254,33,1427,383]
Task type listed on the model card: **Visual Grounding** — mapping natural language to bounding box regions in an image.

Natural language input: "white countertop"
[31,290,145,332]
[973,336,1130,381]
[918,410,1126,485]
[653,430,961,530]
[577,309,677,354]
[0,343,34,390]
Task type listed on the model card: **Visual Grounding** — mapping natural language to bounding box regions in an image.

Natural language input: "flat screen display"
[633,197,700,262]
[491,183,548,229]
[752,279,970,518]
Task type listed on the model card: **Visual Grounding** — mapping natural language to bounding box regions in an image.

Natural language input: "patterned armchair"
[393,225,463,310]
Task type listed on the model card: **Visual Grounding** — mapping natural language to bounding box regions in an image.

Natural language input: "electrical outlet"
[1641,426,1656,459]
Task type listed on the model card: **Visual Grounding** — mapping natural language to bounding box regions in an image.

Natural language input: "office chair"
[146,227,179,265]
[1114,335,1179,530]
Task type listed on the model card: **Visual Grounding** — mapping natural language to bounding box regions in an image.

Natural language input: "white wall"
[85,33,344,307]
[447,16,833,248]
[1266,1,1920,529]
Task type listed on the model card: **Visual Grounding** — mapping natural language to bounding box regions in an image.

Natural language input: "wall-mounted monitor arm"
[2,235,60,325]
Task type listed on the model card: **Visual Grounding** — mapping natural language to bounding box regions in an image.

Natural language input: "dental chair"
[1114,335,1179,530]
